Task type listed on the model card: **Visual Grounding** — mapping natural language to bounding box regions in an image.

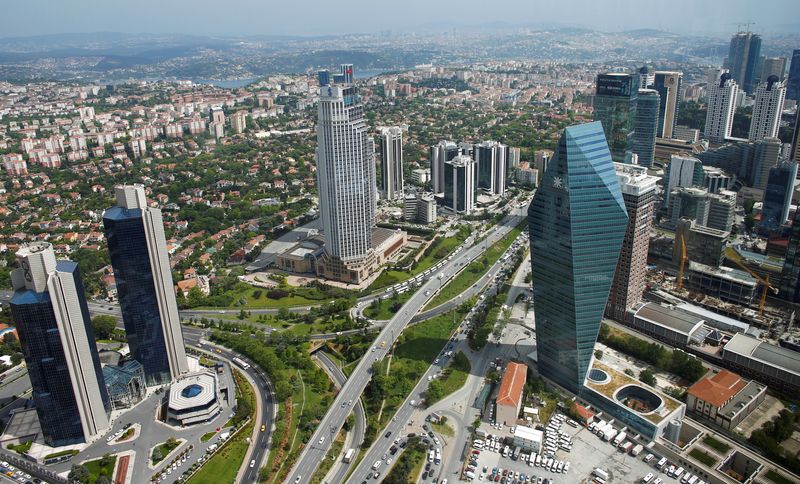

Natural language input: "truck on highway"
[343,448,355,463]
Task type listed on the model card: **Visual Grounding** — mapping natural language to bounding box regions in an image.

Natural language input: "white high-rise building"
[749,76,786,142]
[430,140,460,194]
[378,126,404,200]
[665,154,703,205]
[705,70,739,143]
[443,155,477,214]
[10,243,110,445]
[104,185,189,385]
[315,83,377,283]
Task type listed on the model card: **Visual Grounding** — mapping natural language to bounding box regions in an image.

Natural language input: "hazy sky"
[1,0,798,38]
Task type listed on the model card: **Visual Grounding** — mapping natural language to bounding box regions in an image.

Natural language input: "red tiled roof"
[497,362,527,409]
[687,369,747,407]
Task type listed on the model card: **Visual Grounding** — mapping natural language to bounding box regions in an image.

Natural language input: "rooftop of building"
[687,369,748,407]
[687,223,729,238]
[512,425,543,442]
[613,162,658,196]
[632,302,706,337]
[168,371,218,411]
[723,333,800,377]
[497,361,527,408]
[688,262,758,287]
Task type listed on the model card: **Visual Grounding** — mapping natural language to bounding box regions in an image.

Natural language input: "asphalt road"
[285,205,528,483]
[347,233,527,484]
[316,351,367,483]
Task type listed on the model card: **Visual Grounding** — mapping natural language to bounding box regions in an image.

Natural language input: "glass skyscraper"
[761,161,798,230]
[528,122,628,394]
[10,243,110,446]
[725,31,762,95]
[788,49,800,102]
[104,185,188,386]
[632,89,660,167]
[652,71,682,139]
[593,72,639,163]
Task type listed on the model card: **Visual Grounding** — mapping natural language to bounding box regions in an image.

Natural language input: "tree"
[91,315,117,340]
[639,369,657,386]
[594,350,603,360]
[69,464,90,483]
[151,447,163,463]
[624,369,634,377]
[95,476,111,484]
[99,452,114,468]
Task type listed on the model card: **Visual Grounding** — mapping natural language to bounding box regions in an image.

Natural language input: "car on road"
[385,431,392,438]
[294,477,302,484]
[249,460,255,468]
[318,437,325,445]
[261,424,266,432]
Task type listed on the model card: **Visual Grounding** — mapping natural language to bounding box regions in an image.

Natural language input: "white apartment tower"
[749,76,786,142]
[315,84,377,282]
[473,140,508,196]
[378,126,404,200]
[705,70,739,143]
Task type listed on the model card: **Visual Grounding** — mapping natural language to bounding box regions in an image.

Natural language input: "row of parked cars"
[0,461,38,484]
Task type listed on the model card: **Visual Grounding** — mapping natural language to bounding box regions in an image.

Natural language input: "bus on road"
[232,357,250,370]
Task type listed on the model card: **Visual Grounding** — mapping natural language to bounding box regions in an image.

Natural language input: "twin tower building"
[9,185,188,446]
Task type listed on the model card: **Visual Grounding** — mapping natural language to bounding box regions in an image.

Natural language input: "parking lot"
[464,413,671,483]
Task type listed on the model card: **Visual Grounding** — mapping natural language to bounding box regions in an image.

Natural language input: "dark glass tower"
[652,72,682,139]
[725,31,762,95]
[788,50,800,101]
[632,89,660,167]
[593,72,639,163]
[104,186,188,386]
[10,243,110,446]
[761,161,798,231]
[528,122,629,394]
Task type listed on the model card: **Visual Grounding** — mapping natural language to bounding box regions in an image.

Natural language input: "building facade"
[443,155,476,214]
[430,140,460,194]
[664,154,704,205]
[103,185,189,386]
[593,72,639,163]
[315,81,378,283]
[473,140,508,195]
[632,89,660,167]
[377,126,404,200]
[749,77,786,142]
[528,122,628,394]
[705,71,739,144]
[9,243,110,446]
[761,161,798,230]
[725,31,762,95]
[606,163,658,321]
[652,71,682,139]
[787,49,800,101]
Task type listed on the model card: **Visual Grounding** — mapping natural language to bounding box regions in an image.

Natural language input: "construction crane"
[677,231,688,291]
[724,246,778,318]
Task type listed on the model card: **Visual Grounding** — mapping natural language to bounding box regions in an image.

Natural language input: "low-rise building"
[686,369,766,431]
[512,426,543,453]
[721,333,800,395]
[496,361,527,426]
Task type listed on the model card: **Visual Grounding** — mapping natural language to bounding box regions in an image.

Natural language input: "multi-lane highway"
[285,205,528,483]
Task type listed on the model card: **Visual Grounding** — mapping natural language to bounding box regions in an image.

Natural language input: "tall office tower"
[793,113,800,163]
[725,30,762,94]
[780,207,800,303]
[749,76,786,142]
[430,140,460,194]
[103,185,188,386]
[534,150,553,175]
[210,106,225,125]
[318,69,331,87]
[639,65,654,90]
[9,243,110,446]
[333,64,354,84]
[314,82,377,283]
[652,71,682,139]
[760,57,787,82]
[751,137,783,190]
[632,89,660,167]
[377,126,404,200]
[528,122,628,394]
[593,72,639,163]
[761,161,798,230]
[606,163,658,321]
[787,50,800,101]
[474,140,508,195]
[705,71,739,143]
[508,147,521,171]
[443,155,476,214]
[664,154,704,205]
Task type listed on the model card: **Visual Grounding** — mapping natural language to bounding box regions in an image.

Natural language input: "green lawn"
[84,455,117,484]
[424,221,524,310]
[432,420,455,437]
[188,421,253,484]
[383,438,427,483]
[200,432,216,442]
[703,435,731,453]
[151,439,181,465]
[364,292,412,320]
[689,448,717,467]
[425,351,471,405]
